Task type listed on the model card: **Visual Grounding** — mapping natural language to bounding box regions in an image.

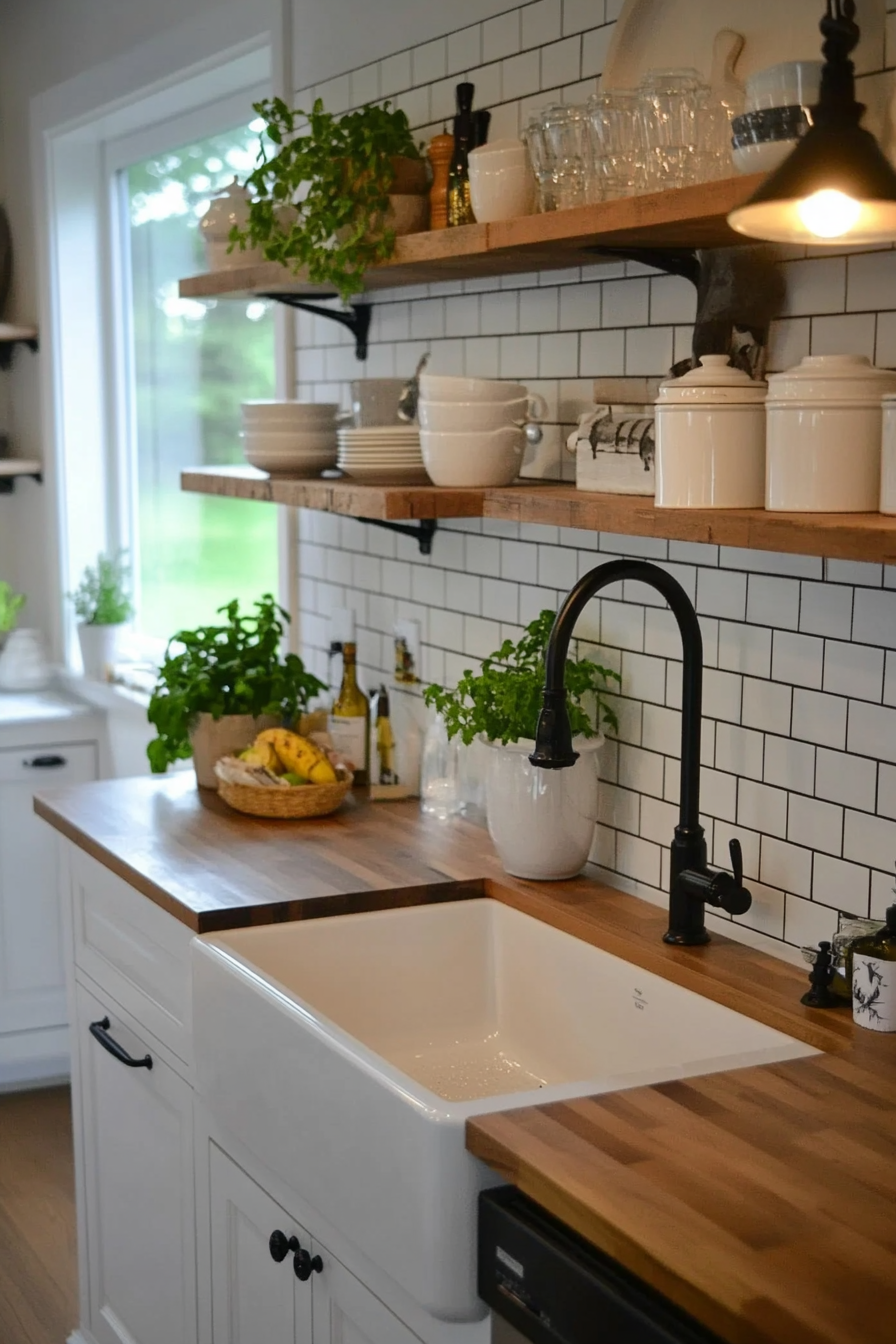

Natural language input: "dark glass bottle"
[448,82,476,227]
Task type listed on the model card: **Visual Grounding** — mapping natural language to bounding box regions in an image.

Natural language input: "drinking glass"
[586,90,645,201]
[523,111,555,212]
[638,68,703,191]
[420,713,463,819]
[542,104,589,210]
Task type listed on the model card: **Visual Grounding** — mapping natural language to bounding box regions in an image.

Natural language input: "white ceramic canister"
[654,355,767,509]
[199,179,263,270]
[765,355,896,513]
[881,393,896,515]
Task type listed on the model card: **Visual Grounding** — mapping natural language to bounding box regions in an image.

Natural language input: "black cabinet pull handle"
[89,1017,152,1069]
[269,1230,322,1281]
[23,754,67,768]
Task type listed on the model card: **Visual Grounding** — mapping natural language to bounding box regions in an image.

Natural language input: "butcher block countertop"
[36,774,896,1344]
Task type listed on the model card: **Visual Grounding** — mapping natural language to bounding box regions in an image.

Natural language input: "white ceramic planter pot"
[484,735,602,881]
[77,622,124,681]
[880,393,896,515]
[189,712,280,789]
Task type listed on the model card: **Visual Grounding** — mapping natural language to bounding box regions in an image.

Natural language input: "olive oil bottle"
[327,642,369,784]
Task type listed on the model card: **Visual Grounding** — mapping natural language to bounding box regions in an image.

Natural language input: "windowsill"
[60,671,151,716]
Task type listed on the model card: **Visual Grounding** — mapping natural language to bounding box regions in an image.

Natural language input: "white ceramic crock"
[468,138,535,222]
[655,355,767,509]
[484,735,602,881]
[881,394,896,515]
[765,355,896,512]
[199,179,263,269]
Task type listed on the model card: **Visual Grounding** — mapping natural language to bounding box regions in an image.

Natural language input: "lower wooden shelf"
[181,466,896,565]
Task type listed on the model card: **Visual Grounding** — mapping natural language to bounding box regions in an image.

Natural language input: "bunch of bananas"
[239,728,337,785]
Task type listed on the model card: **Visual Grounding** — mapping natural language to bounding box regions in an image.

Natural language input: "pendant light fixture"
[728,0,896,246]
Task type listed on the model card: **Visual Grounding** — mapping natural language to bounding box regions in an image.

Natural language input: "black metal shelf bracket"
[259,295,372,360]
[0,333,40,372]
[359,517,437,556]
[0,468,42,495]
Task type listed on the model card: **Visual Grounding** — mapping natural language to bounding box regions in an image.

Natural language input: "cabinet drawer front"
[71,848,193,1064]
[76,982,196,1344]
[0,741,97,784]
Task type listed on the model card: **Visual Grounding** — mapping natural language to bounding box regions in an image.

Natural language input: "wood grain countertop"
[35,774,896,1344]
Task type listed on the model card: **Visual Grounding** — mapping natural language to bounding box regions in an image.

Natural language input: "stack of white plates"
[337,425,428,484]
[240,401,338,475]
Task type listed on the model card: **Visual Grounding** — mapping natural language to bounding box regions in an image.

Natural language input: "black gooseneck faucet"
[530,559,752,945]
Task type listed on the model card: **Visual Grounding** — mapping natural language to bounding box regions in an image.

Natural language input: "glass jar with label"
[851,905,896,1032]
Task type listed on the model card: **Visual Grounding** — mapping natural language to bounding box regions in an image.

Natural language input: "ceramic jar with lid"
[198,178,263,270]
[881,394,896,515]
[765,355,896,512]
[654,355,767,509]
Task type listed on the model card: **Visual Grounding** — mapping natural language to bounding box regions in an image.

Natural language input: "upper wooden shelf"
[178,175,764,301]
[182,466,896,565]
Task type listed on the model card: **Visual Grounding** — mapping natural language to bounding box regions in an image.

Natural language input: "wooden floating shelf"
[179,175,765,301]
[181,467,896,565]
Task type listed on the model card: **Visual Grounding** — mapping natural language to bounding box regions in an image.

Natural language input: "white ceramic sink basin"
[192,898,817,1322]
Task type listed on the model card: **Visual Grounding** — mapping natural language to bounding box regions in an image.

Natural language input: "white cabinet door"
[76,981,197,1344]
[209,1143,314,1344]
[312,1250,423,1344]
[0,742,96,1037]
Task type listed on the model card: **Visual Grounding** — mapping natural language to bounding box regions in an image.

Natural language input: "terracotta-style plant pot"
[189,712,280,789]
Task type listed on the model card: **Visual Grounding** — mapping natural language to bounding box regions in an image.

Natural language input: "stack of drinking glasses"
[526,68,739,210]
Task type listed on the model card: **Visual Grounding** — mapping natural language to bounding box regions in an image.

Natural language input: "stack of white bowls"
[418,375,547,488]
[241,401,338,476]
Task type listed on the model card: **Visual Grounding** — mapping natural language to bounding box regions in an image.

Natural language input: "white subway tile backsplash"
[788,793,843,857]
[742,678,793,737]
[853,587,896,648]
[848,700,896,764]
[292,3,896,962]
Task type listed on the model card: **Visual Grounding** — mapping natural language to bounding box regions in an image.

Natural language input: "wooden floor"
[0,1087,77,1344]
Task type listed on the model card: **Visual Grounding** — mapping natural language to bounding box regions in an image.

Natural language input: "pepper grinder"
[427,128,454,230]
[447,82,476,227]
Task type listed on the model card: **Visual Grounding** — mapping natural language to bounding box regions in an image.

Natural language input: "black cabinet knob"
[269,1230,299,1264]
[293,1246,324,1282]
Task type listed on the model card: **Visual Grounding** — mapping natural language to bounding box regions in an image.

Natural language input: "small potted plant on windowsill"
[232,97,428,301]
[68,551,133,682]
[0,581,25,653]
[424,611,621,881]
[147,594,326,787]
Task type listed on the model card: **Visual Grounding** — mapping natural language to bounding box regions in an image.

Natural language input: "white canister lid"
[766,354,896,403]
[657,355,767,405]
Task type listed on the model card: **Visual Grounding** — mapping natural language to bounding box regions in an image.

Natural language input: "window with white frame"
[113,117,278,644]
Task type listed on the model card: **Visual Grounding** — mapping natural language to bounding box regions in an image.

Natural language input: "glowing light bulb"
[797,189,862,239]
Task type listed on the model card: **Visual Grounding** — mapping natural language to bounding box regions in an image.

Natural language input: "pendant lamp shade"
[728,1,896,246]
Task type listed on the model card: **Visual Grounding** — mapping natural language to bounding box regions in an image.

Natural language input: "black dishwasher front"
[479,1187,725,1344]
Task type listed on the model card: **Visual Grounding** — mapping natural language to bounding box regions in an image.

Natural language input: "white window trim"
[30,2,296,670]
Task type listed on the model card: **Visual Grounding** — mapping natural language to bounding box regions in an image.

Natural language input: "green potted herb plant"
[147,594,325,787]
[424,611,621,881]
[233,97,427,301]
[68,551,133,681]
[0,581,25,651]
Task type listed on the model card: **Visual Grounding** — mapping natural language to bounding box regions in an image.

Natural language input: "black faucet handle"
[711,837,751,916]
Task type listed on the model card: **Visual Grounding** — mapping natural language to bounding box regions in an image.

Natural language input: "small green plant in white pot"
[424,612,621,881]
[0,581,25,651]
[68,551,133,681]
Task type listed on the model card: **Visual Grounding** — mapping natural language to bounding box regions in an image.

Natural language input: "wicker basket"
[217,777,352,819]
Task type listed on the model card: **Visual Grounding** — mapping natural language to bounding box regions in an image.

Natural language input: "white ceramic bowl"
[419,374,528,403]
[745,61,822,112]
[242,401,338,420]
[420,427,524,488]
[241,429,337,447]
[468,139,535,223]
[731,140,798,176]
[418,395,546,431]
[244,447,336,475]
